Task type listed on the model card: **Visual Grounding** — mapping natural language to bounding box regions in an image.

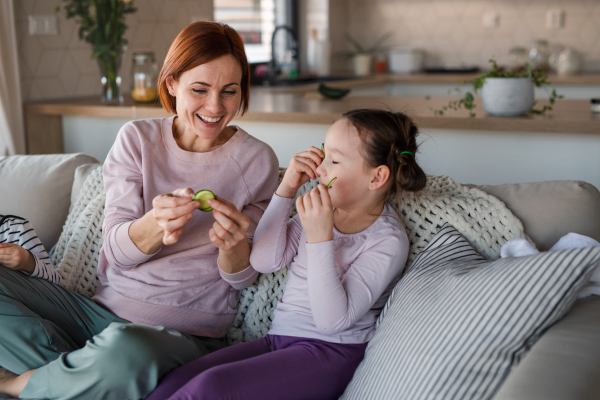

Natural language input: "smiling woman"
[0,22,279,400]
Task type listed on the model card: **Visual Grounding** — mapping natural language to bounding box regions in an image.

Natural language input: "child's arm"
[249,195,304,273]
[306,233,408,335]
[0,216,63,286]
[250,146,324,273]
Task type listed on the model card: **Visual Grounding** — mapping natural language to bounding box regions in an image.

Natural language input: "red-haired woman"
[0,22,278,400]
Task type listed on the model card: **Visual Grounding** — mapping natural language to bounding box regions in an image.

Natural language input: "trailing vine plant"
[427,59,563,117]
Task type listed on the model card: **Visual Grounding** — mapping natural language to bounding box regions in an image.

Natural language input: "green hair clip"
[400,151,414,156]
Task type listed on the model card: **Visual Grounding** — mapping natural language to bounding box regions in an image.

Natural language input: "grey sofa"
[1,153,600,400]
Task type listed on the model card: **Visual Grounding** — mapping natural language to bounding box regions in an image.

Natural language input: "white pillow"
[0,153,98,248]
[341,224,600,400]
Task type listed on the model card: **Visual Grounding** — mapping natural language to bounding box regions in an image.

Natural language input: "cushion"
[341,224,600,400]
[477,181,600,251]
[70,163,101,213]
[493,296,600,400]
[0,153,98,248]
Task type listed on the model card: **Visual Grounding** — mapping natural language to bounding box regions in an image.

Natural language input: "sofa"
[1,152,600,400]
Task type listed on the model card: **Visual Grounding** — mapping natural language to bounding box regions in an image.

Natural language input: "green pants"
[0,266,227,400]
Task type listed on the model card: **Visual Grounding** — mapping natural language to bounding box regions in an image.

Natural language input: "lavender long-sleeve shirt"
[250,194,409,343]
[94,117,279,337]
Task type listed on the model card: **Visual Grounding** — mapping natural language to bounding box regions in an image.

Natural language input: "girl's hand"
[0,243,35,274]
[152,188,200,245]
[296,184,334,243]
[276,146,324,198]
[208,196,251,252]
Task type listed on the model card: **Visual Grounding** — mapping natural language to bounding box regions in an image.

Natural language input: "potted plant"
[56,0,137,104]
[344,32,391,76]
[430,59,563,117]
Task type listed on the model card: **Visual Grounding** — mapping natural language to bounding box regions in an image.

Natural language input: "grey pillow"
[341,224,600,400]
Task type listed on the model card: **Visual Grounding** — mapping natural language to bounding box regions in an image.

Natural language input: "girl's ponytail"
[343,109,426,197]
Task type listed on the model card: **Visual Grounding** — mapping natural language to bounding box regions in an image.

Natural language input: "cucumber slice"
[321,143,325,160]
[193,190,216,211]
[326,177,337,188]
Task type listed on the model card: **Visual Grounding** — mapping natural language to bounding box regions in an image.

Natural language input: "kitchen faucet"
[268,25,298,83]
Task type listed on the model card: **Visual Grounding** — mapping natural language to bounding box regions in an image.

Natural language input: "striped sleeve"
[0,215,63,286]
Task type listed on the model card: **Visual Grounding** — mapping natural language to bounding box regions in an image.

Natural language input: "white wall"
[63,116,600,189]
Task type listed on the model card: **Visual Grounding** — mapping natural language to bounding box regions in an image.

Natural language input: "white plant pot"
[481,78,534,117]
[353,54,372,76]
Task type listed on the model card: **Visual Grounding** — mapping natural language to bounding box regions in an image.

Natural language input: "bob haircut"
[158,22,250,115]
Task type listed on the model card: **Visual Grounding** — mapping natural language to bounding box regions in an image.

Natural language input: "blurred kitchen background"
[14,0,600,102]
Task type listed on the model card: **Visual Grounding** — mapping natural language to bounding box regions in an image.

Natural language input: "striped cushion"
[342,224,600,400]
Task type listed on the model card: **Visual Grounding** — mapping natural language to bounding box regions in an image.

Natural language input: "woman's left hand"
[208,196,251,252]
[296,184,334,243]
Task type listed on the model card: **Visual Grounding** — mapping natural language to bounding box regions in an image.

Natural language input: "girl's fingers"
[310,187,323,208]
[302,192,313,210]
[291,158,318,180]
[296,195,305,215]
[317,184,332,207]
[301,148,324,165]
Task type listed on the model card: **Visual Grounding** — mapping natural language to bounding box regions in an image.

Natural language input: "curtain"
[0,0,25,155]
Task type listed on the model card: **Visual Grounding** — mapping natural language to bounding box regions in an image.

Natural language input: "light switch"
[483,12,499,29]
[28,15,58,36]
[546,9,564,29]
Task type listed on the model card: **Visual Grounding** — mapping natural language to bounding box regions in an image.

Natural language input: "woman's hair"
[158,21,250,115]
[342,109,427,196]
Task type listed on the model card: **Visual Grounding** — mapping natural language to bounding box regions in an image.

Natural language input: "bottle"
[529,40,550,71]
[131,52,158,103]
[307,29,318,75]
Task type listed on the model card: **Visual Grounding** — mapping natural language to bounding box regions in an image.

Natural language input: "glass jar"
[529,40,550,71]
[131,52,158,103]
[508,46,528,72]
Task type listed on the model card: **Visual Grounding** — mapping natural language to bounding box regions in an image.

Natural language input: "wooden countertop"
[24,74,600,135]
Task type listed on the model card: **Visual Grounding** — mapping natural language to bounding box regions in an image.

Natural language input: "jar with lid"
[131,52,158,103]
[529,40,550,71]
[508,46,528,72]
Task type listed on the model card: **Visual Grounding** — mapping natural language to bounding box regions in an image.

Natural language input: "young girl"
[146,109,427,400]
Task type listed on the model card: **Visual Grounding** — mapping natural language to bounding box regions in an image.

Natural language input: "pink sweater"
[250,195,409,343]
[94,117,279,337]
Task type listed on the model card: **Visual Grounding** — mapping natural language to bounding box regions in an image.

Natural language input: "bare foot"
[0,368,35,398]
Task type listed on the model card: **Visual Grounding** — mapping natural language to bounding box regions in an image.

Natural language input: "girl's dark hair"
[342,109,426,195]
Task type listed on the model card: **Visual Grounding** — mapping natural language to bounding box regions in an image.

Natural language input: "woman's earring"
[369,185,372,188]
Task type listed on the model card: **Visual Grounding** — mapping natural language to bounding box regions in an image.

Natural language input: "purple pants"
[145,334,368,400]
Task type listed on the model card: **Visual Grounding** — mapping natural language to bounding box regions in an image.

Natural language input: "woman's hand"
[276,146,323,198]
[151,188,200,246]
[0,243,35,274]
[207,196,250,252]
[296,184,334,243]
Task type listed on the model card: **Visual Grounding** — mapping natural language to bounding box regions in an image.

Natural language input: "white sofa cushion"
[0,153,98,249]
[341,224,600,400]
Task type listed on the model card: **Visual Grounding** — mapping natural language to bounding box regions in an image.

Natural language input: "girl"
[146,109,427,400]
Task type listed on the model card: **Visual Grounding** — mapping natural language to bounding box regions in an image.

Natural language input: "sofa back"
[2,153,599,253]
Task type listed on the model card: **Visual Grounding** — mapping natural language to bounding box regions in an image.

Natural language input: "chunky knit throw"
[51,166,531,344]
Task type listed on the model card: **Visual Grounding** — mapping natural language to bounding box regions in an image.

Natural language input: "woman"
[0,22,279,400]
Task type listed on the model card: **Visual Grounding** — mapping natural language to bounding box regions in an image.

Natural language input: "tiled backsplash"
[16,0,600,102]
[345,0,600,71]
[15,0,213,102]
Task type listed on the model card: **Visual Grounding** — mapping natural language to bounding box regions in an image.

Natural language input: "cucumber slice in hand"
[193,190,216,212]
[321,143,325,160]
[326,177,337,188]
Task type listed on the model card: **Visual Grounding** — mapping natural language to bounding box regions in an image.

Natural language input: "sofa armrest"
[493,296,600,400]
